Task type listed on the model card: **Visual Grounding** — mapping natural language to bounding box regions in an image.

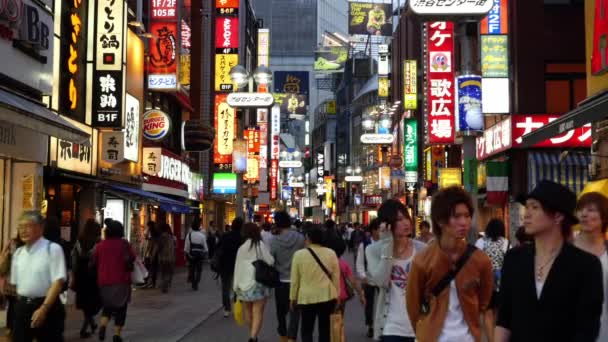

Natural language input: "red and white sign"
[427,22,455,144]
[270,159,279,201]
[151,0,177,20]
[476,116,512,160]
[476,115,592,160]
[216,17,239,49]
[213,94,236,165]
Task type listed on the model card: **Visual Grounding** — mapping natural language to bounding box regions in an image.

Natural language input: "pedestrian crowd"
[1,179,608,342]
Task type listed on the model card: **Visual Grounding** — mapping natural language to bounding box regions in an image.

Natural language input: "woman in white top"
[574,192,608,342]
[233,223,275,342]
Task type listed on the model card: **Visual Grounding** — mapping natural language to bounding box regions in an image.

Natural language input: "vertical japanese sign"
[427,21,455,144]
[270,159,279,201]
[404,60,417,110]
[378,77,389,98]
[257,28,269,67]
[213,94,235,170]
[59,0,88,121]
[404,119,418,183]
[245,128,260,182]
[92,0,125,127]
[214,1,239,92]
[148,0,179,90]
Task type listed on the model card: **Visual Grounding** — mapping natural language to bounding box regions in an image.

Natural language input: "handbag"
[330,312,345,342]
[252,244,280,288]
[420,244,476,315]
[233,299,244,326]
[123,240,135,272]
[342,270,355,301]
[131,258,149,284]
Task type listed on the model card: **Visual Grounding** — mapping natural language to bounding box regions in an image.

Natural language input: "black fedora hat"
[517,180,579,224]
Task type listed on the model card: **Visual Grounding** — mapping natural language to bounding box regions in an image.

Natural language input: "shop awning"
[579,179,608,198]
[0,88,90,144]
[107,184,192,214]
[528,151,590,194]
[519,92,608,147]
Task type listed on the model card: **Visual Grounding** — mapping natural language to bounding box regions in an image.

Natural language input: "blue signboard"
[456,75,483,132]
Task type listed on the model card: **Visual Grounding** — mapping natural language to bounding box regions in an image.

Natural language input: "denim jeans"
[363,284,377,326]
[275,282,300,338]
[220,272,233,311]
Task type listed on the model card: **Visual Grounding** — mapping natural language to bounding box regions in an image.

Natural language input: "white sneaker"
[223,310,230,318]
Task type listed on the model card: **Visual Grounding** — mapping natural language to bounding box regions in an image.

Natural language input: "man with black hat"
[495,180,604,342]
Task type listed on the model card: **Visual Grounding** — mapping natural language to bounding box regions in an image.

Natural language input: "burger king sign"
[143,110,172,141]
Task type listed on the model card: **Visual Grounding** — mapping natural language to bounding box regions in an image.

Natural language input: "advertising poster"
[274,93,307,116]
[273,71,309,98]
[456,75,483,131]
[427,21,455,144]
[481,35,509,78]
[314,47,348,73]
[348,2,393,37]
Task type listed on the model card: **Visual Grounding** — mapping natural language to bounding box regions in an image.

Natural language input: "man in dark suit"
[495,180,604,342]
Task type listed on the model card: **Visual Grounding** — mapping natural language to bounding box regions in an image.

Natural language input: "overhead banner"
[427,21,455,144]
[92,0,125,128]
[148,22,179,90]
[58,0,89,121]
[456,75,483,132]
[213,94,236,169]
[404,119,418,183]
[348,2,393,37]
[404,60,417,110]
[481,35,508,78]
[314,47,348,73]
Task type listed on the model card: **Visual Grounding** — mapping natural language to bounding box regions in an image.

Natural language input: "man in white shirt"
[355,219,381,338]
[184,218,208,291]
[11,210,67,342]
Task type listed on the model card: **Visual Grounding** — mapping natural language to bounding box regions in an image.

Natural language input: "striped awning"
[528,152,590,194]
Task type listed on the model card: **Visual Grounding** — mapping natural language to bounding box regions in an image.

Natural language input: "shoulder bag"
[188,233,206,260]
[420,244,477,315]
[252,243,280,288]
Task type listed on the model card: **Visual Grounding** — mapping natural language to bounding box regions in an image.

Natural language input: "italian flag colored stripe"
[487,161,508,205]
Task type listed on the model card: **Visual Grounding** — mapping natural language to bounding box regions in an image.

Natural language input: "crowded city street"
[1,0,608,341]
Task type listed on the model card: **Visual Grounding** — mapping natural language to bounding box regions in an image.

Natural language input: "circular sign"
[143,110,171,141]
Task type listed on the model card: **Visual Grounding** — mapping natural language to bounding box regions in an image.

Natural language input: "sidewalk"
[0,267,223,342]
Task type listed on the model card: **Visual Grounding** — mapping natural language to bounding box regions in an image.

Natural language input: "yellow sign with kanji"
[378,77,389,98]
[215,54,238,92]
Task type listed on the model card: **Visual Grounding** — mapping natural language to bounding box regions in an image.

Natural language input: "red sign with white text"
[215,17,239,49]
[151,0,178,20]
[476,115,592,160]
[427,22,455,144]
[511,115,591,148]
[270,159,279,201]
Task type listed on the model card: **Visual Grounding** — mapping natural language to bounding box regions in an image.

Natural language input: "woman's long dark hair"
[485,219,506,242]
[243,223,262,250]
[79,219,101,252]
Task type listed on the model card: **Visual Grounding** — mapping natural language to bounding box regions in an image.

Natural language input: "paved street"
[181,253,371,342]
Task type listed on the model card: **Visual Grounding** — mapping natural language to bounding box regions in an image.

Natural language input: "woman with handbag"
[0,233,24,338]
[290,224,341,342]
[233,222,275,342]
[91,220,135,342]
[70,219,102,338]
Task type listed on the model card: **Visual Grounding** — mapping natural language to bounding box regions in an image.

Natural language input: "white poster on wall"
[124,94,140,162]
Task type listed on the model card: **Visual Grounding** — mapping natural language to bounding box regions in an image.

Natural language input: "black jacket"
[497,243,603,342]
[217,230,242,275]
